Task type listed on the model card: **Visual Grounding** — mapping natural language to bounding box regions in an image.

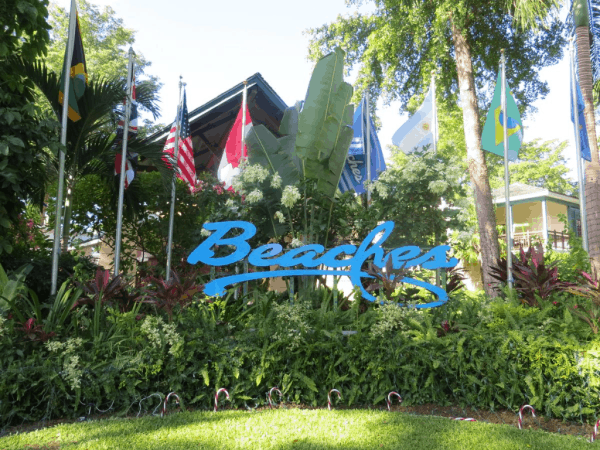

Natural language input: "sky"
[74,0,581,181]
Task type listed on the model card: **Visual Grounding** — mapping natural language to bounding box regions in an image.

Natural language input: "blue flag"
[339,98,387,194]
[570,73,592,162]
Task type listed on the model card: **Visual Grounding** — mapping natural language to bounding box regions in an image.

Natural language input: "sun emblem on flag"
[422,122,430,131]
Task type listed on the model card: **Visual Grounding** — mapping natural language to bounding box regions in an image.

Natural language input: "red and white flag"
[163,90,196,189]
[218,103,252,189]
[114,153,135,189]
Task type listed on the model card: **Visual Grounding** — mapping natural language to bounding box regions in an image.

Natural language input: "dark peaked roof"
[148,73,288,175]
[491,183,546,199]
[492,182,579,206]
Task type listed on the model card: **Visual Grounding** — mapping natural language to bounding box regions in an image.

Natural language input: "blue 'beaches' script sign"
[187,221,459,309]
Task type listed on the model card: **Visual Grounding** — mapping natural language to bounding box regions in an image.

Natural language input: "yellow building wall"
[546,201,568,233]
[77,241,114,269]
[495,202,544,232]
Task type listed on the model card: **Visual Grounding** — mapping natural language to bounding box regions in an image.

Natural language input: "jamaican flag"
[58,0,88,122]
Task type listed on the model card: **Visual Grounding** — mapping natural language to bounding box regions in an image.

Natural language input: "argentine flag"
[392,90,434,154]
[338,98,387,194]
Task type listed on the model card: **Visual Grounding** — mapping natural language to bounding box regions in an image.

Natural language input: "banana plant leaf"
[245,102,302,186]
[244,48,354,203]
[296,47,354,201]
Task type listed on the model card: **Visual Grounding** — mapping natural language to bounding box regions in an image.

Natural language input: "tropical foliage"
[0,0,60,255]
[13,57,172,252]
[3,251,600,426]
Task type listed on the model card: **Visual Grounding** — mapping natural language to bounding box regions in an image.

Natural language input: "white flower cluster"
[45,337,84,353]
[281,185,301,208]
[271,173,282,189]
[242,164,270,184]
[44,338,84,391]
[371,301,413,338]
[201,228,211,237]
[45,340,63,353]
[231,175,244,192]
[141,316,163,349]
[246,189,264,204]
[274,211,286,224]
[63,354,82,390]
[290,238,303,248]
[225,198,236,208]
[162,321,183,357]
[140,316,183,357]
[271,302,313,349]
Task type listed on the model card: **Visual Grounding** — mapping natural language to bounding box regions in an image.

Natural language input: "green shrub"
[2,286,600,426]
[0,248,97,302]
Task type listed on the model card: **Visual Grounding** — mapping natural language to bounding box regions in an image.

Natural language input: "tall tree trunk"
[451,21,500,297]
[576,25,600,277]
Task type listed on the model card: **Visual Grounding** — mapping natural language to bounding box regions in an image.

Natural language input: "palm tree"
[572,0,600,276]
[14,58,173,253]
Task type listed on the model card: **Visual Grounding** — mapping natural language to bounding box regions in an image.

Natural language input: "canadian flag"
[218,104,252,189]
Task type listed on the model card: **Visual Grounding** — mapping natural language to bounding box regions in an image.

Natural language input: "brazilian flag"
[481,72,523,161]
[58,3,88,122]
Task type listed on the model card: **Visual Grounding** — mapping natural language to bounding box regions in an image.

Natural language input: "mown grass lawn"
[0,409,592,449]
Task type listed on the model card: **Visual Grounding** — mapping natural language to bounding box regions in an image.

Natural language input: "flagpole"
[431,70,437,154]
[234,81,249,299]
[241,80,248,159]
[570,38,589,252]
[51,0,78,295]
[431,70,442,287]
[366,91,372,204]
[501,49,513,290]
[114,47,134,275]
[165,78,184,282]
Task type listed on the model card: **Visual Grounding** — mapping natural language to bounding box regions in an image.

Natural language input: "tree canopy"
[364,147,468,248]
[488,139,577,196]
[306,0,564,296]
[307,0,564,115]
[44,0,162,130]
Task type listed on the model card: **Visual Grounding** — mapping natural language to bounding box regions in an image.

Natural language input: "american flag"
[163,90,196,189]
[114,67,138,189]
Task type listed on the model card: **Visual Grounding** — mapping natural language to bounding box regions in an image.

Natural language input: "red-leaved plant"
[436,319,461,337]
[17,318,56,342]
[141,270,204,320]
[74,269,139,312]
[489,245,564,307]
[445,266,467,294]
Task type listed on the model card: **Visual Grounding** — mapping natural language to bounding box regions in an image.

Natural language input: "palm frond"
[13,56,174,221]
[135,80,161,120]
